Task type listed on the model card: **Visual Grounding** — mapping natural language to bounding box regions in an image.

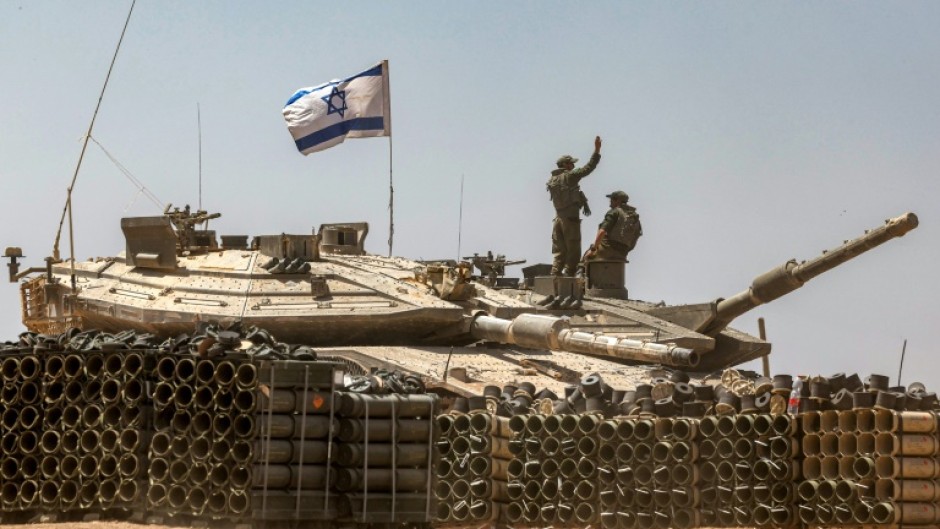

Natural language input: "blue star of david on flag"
[283,61,391,155]
[322,86,348,118]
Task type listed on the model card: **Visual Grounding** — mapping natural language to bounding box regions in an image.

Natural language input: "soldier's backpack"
[609,209,642,251]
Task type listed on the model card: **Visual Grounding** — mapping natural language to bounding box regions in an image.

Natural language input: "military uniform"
[589,203,642,262]
[547,152,601,275]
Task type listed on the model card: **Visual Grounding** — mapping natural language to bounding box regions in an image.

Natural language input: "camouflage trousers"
[551,216,582,276]
[577,239,629,277]
[585,239,629,262]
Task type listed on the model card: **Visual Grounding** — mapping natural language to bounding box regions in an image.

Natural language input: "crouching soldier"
[583,190,642,265]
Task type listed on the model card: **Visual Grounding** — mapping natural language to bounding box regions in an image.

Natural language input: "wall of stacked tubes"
[0,331,439,526]
[434,411,511,523]
[434,409,940,528]
[498,413,770,529]
[0,348,151,515]
[147,354,260,518]
[145,355,440,523]
[7,328,940,528]
[797,408,940,526]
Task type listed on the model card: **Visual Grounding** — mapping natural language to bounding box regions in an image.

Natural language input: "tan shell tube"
[872,502,940,524]
[802,411,821,434]
[673,507,699,529]
[839,410,858,432]
[858,432,876,456]
[470,500,500,522]
[820,432,840,456]
[856,408,876,433]
[803,434,821,457]
[468,413,512,438]
[715,414,736,436]
[803,456,823,480]
[874,409,896,432]
[451,479,470,499]
[671,418,697,441]
[820,410,840,432]
[876,478,940,501]
[839,456,858,480]
[672,463,699,486]
[839,432,857,456]
[772,414,797,436]
[798,504,817,524]
[876,456,940,479]
[698,415,719,438]
[876,432,940,456]
[892,411,938,433]
[469,455,509,480]
[855,456,878,479]
[822,456,841,480]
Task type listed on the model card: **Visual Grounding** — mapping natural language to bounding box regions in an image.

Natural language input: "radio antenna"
[457,174,465,260]
[897,338,908,386]
[52,0,136,292]
[198,103,203,210]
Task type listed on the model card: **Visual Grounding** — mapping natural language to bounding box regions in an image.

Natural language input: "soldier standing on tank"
[547,136,602,276]
[583,190,642,265]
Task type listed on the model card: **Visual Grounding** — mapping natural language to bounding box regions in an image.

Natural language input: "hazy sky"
[1,2,937,386]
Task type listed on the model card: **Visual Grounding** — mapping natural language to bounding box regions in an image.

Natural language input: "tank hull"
[75,307,466,346]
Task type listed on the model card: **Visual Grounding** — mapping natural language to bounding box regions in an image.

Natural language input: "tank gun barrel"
[704,212,918,335]
[469,313,699,367]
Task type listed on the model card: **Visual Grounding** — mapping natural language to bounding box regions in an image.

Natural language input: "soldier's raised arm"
[570,135,602,180]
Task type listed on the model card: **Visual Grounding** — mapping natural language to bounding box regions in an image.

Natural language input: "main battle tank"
[4,207,919,397]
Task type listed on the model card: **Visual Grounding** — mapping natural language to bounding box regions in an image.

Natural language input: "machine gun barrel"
[705,212,918,335]
[469,313,699,367]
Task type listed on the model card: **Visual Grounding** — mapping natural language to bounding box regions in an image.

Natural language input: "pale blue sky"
[1,2,937,385]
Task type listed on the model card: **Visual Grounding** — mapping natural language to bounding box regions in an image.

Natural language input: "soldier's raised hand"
[594,136,602,153]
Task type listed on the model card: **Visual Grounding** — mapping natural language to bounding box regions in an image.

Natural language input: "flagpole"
[388,136,394,257]
[385,60,394,257]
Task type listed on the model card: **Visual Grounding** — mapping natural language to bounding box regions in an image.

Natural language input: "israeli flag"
[283,61,391,155]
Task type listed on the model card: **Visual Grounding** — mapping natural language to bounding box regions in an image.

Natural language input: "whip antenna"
[198,103,203,210]
[52,0,136,292]
[457,174,464,260]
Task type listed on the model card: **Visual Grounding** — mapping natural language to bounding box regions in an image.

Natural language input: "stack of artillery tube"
[798,409,940,526]
[434,412,511,524]
[697,413,798,527]
[0,349,151,517]
[149,355,438,525]
[331,392,437,524]
[1,351,47,514]
[634,417,702,529]
[9,324,940,529]
[505,413,609,526]
[147,354,258,518]
[503,415,705,529]
[0,329,441,527]
[250,359,343,521]
[591,416,702,529]
[497,413,804,529]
